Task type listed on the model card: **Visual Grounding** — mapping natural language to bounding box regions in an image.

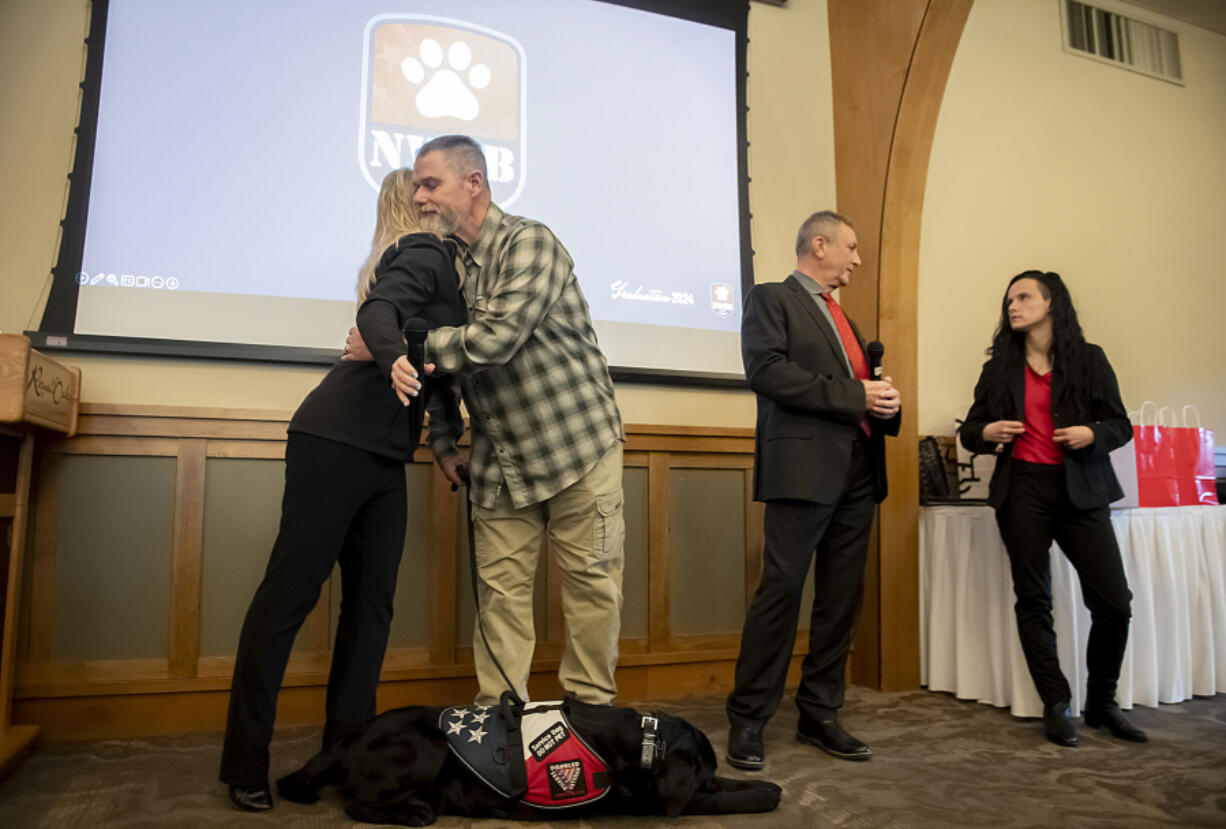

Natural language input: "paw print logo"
[401,38,491,121]
[362,18,526,205]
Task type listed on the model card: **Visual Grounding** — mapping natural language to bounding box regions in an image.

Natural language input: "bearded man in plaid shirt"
[349,135,626,706]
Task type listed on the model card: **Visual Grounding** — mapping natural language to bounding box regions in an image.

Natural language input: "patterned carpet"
[1,687,1223,828]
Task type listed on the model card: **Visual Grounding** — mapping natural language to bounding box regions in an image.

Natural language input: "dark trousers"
[727,434,876,728]
[219,432,407,786]
[994,459,1132,708]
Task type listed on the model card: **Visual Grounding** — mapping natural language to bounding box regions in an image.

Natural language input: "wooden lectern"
[0,334,80,778]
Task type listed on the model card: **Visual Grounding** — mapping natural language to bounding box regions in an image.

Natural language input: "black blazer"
[742,275,900,505]
[959,343,1131,510]
[290,234,466,461]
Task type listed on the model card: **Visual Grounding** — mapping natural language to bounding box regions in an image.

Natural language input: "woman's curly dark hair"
[982,270,1099,420]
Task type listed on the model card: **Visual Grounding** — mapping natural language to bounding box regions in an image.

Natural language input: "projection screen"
[35,0,752,385]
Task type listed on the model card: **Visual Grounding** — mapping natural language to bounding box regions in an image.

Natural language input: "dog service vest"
[440,701,612,808]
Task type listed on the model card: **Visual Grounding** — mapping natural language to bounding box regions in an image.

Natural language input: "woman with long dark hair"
[219,169,466,810]
[961,270,1146,747]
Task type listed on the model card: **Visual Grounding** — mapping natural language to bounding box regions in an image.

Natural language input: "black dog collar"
[639,715,664,769]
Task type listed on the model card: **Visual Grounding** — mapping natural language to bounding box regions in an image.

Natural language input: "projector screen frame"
[35,0,753,389]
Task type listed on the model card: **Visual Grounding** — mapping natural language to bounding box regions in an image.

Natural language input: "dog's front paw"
[683,776,782,815]
[405,804,438,827]
[745,779,782,812]
[345,800,438,826]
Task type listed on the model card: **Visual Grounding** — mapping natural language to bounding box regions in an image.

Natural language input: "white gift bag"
[1108,407,1143,509]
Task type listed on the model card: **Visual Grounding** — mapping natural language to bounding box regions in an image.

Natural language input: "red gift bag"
[1134,404,1177,507]
[1134,403,1219,507]
[1172,406,1219,506]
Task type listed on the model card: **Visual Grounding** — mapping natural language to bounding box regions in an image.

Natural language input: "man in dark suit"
[726,211,901,770]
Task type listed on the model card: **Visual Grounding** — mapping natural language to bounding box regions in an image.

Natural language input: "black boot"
[727,724,766,770]
[229,783,274,812]
[1042,702,1077,747]
[1083,703,1148,742]
[796,718,872,762]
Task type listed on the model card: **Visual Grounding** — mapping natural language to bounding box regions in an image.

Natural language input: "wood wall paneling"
[198,458,285,657]
[384,463,435,650]
[0,433,39,768]
[647,452,672,649]
[427,464,458,664]
[54,455,176,662]
[169,439,205,679]
[27,454,60,664]
[668,468,747,637]
[11,407,792,738]
[619,466,650,640]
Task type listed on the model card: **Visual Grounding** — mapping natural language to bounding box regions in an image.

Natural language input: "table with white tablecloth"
[919,505,1226,717]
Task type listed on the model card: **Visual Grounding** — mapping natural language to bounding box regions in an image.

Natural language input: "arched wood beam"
[829,0,973,691]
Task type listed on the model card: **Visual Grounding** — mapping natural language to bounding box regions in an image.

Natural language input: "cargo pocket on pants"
[593,490,625,564]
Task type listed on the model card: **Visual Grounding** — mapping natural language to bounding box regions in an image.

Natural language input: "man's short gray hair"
[418,134,490,192]
[795,210,855,258]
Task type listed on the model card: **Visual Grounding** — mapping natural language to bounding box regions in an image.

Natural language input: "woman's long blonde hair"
[356,168,427,304]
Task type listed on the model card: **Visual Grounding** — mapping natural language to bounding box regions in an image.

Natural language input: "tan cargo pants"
[470,442,625,705]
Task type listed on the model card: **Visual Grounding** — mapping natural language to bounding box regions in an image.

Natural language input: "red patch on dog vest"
[441,702,611,809]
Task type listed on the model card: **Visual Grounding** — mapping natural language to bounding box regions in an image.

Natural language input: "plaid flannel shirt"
[426,203,624,509]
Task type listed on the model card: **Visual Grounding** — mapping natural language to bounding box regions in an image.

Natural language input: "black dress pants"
[219,432,407,786]
[994,459,1132,708]
[727,434,876,728]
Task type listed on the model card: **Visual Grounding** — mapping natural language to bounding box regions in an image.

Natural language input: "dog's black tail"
[275,737,350,804]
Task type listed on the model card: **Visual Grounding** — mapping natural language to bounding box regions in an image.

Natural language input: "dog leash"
[407,325,521,706]
[460,482,529,809]
[461,485,525,705]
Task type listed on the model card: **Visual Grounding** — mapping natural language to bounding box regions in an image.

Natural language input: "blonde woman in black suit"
[220,169,466,811]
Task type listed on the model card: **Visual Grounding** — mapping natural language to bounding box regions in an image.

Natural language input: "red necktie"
[822,292,871,435]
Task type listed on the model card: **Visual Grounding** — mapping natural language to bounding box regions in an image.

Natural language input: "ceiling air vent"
[1062,0,1183,85]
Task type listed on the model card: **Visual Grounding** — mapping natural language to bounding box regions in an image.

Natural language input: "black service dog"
[277,697,781,825]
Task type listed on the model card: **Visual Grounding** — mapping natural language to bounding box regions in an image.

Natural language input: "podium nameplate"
[0,334,81,436]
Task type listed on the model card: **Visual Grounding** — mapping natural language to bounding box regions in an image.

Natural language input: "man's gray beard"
[420,209,460,237]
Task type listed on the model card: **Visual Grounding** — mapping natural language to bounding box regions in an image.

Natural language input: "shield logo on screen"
[360,16,526,207]
[710,283,735,318]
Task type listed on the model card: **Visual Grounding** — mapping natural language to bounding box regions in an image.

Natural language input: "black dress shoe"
[1042,702,1078,747]
[229,783,274,812]
[796,719,872,761]
[1084,703,1148,742]
[726,724,765,770]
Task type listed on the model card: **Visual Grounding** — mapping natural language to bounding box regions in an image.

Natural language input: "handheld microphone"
[403,317,428,378]
[866,341,884,380]
[403,318,429,459]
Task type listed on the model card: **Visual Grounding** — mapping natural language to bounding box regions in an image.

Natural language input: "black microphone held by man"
[867,340,884,380]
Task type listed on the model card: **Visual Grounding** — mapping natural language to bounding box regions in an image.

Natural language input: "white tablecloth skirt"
[920,505,1226,717]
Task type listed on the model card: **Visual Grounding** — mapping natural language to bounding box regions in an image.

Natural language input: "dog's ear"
[656,755,700,816]
[653,715,715,817]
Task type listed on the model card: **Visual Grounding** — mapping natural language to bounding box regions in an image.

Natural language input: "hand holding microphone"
[862,340,900,418]
[390,318,429,406]
[400,318,431,462]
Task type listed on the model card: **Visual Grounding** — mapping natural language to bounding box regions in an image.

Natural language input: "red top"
[1013,365,1063,465]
